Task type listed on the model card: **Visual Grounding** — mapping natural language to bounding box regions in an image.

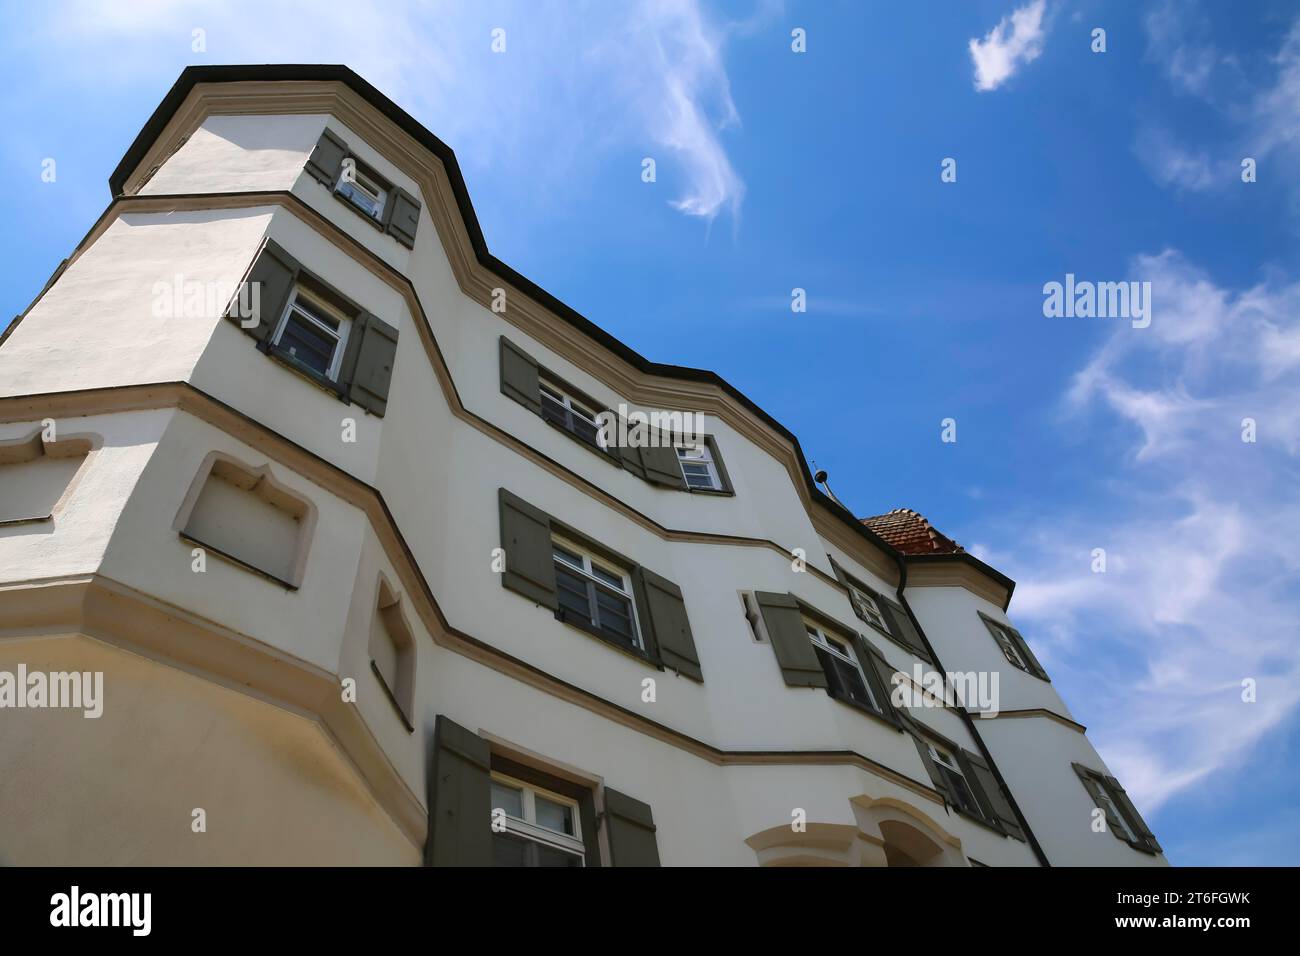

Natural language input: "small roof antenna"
[813,467,847,510]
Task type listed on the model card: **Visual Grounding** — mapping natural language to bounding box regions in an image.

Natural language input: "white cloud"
[1004,251,1300,815]
[39,0,754,224]
[968,0,1048,92]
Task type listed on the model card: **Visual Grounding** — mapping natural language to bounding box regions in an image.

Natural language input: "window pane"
[491,782,524,819]
[491,832,531,867]
[292,297,341,331]
[535,843,583,867]
[555,567,593,619]
[534,796,575,836]
[278,314,337,375]
[590,563,623,589]
[552,543,583,568]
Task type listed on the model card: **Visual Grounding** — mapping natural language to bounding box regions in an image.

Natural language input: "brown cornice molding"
[903,557,1013,611]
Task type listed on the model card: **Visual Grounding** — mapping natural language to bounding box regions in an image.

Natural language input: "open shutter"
[754,592,827,688]
[960,750,1025,840]
[344,313,398,416]
[498,488,557,609]
[1008,625,1050,681]
[1072,763,1126,839]
[634,567,702,682]
[386,187,421,249]
[305,127,348,188]
[639,441,687,490]
[231,241,298,343]
[878,595,932,662]
[1106,775,1161,853]
[856,638,903,726]
[705,436,732,493]
[426,715,491,866]
[617,438,648,480]
[908,727,955,805]
[603,788,660,866]
[499,337,542,415]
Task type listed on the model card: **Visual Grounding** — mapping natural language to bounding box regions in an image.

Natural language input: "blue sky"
[3,0,1298,865]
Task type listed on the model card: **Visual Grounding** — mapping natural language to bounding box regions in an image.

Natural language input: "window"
[552,536,641,651]
[986,620,1027,668]
[978,612,1049,680]
[540,380,604,449]
[335,164,388,222]
[271,286,351,382]
[676,441,722,491]
[927,741,982,818]
[846,584,889,633]
[491,774,585,867]
[1072,763,1160,852]
[806,619,878,712]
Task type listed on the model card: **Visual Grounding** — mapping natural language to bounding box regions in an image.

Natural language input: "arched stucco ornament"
[744,821,861,867]
[850,793,969,867]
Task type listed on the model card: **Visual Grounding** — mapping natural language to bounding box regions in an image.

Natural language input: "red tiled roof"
[860,509,964,556]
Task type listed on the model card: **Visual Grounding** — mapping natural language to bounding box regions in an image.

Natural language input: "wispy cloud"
[1002,251,1300,814]
[968,0,1049,92]
[37,0,756,224]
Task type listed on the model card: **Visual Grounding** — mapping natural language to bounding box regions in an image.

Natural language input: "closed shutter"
[856,638,903,726]
[639,441,687,489]
[343,313,398,416]
[1106,775,1161,853]
[498,488,557,609]
[385,187,421,249]
[754,591,827,688]
[426,715,492,866]
[633,567,702,682]
[879,595,932,663]
[231,240,298,343]
[499,337,542,415]
[305,127,349,188]
[603,788,661,866]
[959,749,1025,840]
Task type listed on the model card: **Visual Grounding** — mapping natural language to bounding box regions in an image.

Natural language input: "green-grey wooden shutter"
[909,726,955,804]
[343,313,398,416]
[1007,624,1049,681]
[878,594,932,663]
[754,591,827,688]
[1105,774,1161,852]
[617,437,648,480]
[959,749,1024,840]
[498,488,557,609]
[639,441,687,490]
[385,187,421,249]
[231,240,298,343]
[305,127,349,188]
[1072,763,1126,840]
[499,337,542,415]
[426,715,491,866]
[704,436,732,492]
[856,638,902,726]
[634,567,702,682]
[603,788,660,866]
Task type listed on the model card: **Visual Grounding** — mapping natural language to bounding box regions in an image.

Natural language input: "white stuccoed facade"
[0,66,1167,867]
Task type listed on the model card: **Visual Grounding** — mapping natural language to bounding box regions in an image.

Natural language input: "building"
[0,65,1166,867]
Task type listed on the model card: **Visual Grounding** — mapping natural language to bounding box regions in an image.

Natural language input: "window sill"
[553,608,662,671]
[261,342,349,404]
[0,513,53,528]
[1000,659,1052,684]
[369,659,415,733]
[179,532,298,591]
[684,485,734,498]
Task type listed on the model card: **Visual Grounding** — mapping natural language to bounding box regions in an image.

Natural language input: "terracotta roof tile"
[860,509,964,556]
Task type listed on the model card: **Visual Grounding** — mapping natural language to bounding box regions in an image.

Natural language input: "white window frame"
[334,164,388,221]
[847,584,889,632]
[551,534,643,650]
[805,618,877,711]
[490,772,586,865]
[927,741,982,816]
[270,286,352,382]
[676,441,723,490]
[540,380,607,449]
